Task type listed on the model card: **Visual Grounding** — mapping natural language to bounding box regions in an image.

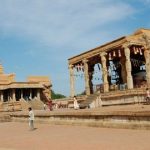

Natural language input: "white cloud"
[0,0,135,50]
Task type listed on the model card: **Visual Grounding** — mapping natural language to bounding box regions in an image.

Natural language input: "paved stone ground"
[0,122,150,150]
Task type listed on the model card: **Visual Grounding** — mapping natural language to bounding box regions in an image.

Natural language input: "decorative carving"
[69,64,74,70]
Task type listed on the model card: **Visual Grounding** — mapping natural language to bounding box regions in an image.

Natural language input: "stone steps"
[79,94,99,109]
[0,115,11,122]
[1,101,22,112]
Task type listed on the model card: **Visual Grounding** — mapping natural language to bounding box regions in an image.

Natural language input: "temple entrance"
[106,48,126,91]
[23,89,31,100]
[130,45,146,88]
[108,59,124,91]
[3,90,10,102]
[92,63,103,93]
[15,89,21,101]
[74,63,85,95]
[32,89,37,99]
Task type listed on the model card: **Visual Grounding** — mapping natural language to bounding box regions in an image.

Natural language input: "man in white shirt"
[28,107,35,130]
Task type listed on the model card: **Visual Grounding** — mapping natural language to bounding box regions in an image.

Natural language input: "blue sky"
[0,0,150,96]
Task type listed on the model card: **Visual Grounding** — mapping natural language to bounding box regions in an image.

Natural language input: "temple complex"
[0,64,52,111]
[68,28,150,107]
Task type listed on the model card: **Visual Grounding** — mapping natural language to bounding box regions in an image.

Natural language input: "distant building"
[0,64,52,111]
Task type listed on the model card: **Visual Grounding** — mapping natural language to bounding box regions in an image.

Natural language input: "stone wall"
[10,110,150,130]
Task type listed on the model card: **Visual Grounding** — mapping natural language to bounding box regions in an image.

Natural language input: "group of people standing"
[44,96,80,110]
[43,99,53,111]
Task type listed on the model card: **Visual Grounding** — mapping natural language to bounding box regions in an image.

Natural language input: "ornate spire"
[0,62,4,74]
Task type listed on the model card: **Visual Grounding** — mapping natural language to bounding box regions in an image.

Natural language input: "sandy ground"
[0,122,150,150]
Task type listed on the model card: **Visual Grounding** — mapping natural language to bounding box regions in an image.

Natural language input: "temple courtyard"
[0,122,150,150]
[0,104,150,150]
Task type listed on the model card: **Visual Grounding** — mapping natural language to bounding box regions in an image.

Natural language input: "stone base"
[9,105,150,130]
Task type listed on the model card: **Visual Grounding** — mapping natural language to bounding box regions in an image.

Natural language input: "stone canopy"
[68,28,150,97]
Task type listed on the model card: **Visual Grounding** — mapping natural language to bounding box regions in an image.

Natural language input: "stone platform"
[5,104,150,130]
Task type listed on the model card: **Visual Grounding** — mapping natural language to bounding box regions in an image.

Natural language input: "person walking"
[73,96,79,110]
[28,107,35,130]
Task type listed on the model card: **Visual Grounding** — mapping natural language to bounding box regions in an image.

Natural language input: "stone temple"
[67,28,150,108]
[0,64,52,111]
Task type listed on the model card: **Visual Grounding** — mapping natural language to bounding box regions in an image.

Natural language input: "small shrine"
[0,64,52,110]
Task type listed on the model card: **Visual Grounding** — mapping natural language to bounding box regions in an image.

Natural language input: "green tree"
[51,90,66,99]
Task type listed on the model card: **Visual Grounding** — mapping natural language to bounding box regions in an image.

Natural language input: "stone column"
[89,71,94,94]
[69,64,75,97]
[124,45,133,89]
[21,89,23,99]
[144,48,150,87]
[83,59,90,95]
[30,89,32,99]
[0,91,3,102]
[100,52,109,92]
[37,89,40,100]
[12,89,16,101]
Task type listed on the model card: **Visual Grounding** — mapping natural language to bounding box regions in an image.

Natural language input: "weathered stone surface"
[8,104,150,130]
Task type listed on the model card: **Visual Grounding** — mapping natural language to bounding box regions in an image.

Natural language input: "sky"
[0,0,150,96]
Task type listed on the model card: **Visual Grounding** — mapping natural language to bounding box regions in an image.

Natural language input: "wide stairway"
[79,93,99,109]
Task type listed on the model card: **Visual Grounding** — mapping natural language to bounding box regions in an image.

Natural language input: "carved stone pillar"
[0,91,3,102]
[144,48,150,87]
[89,71,94,94]
[124,45,133,89]
[12,89,16,101]
[100,52,109,92]
[69,65,75,97]
[37,89,40,99]
[83,59,90,95]
[21,89,23,99]
[30,89,32,99]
